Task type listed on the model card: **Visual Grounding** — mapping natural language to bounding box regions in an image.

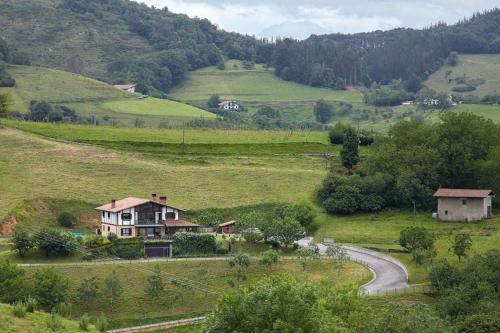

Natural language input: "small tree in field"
[57,212,77,228]
[297,246,319,271]
[207,95,221,108]
[11,230,34,258]
[104,270,123,306]
[450,233,472,262]
[145,264,164,299]
[259,250,279,270]
[340,126,359,172]
[325,243,348,269]
[77,275,100,307]
[229,253,251,281]
[313,99,333,124]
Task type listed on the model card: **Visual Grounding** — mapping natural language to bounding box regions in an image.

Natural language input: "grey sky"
[138,0,499,39]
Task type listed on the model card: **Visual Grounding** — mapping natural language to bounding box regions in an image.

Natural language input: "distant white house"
[113,84,136,93]
[218,101,241,111]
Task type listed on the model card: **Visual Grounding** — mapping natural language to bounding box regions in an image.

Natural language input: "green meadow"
[102,98,215,118]
[425,54,500,97]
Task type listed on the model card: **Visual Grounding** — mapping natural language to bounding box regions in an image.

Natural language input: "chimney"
[160,196,167,204]
[111,199,116,208]
[151,193,157,201]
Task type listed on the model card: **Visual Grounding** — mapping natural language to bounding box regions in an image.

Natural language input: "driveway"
[298,237,409,295]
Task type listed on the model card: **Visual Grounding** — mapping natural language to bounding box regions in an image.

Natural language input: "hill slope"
[425,54,500,97]
[0,303,98,332]
[0,65,216,124]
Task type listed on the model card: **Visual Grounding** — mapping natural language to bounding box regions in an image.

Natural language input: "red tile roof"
[434,189,494,198]
[95,197,185,212]
[165,219,199,228]
[219,220,236,227]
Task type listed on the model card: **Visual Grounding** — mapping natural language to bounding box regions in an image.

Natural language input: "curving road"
[298,237,409,295]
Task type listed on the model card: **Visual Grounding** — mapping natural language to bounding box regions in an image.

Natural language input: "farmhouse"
[219,220,236,234]
[218,100,240,111]
[95,193,199,239]
[434,188,495,222]
[113,84,136,93]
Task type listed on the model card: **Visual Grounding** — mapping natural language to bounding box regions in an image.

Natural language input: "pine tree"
[340,126,359,172]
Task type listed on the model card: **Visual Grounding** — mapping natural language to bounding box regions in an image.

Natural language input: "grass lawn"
[0,127,328,223]
[0,303,98,332]
[425,54,500,97]
[24,259,369,328]
[101,98,216,119]
[314,209,500,283]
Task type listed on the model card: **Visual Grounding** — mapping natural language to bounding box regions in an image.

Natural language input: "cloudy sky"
[138,0,499,39]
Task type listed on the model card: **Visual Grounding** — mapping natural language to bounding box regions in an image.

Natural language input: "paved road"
[298,237,409,295]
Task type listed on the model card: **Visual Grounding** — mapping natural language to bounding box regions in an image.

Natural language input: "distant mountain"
[259,21,329,40]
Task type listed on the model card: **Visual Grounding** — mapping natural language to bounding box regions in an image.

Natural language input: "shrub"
[0,260,28,303]
[57,212,77,228]
[399,227,434,253]
[96,312,109,332]
[79,313,90,331]
[12,302,26,318]
[107,238,143,259]
[259,250,279,269]
[107,233,118,242]
[173,232,217,255]
[25,297,37,313]
[46,311,63,331]
[456,313,500,333]
[34,229,78,257]
[55,302,72,317]
[242,231,262,244]
[33,267,70,310]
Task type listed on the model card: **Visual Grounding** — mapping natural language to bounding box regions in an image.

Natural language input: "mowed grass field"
[453,103,500,122]
[425,54,500,97]
[102,98,215,118]
[170,60,363,104]
[24,259,369,328]
[0,126,329,220]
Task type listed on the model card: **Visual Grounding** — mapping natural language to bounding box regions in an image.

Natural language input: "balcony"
[135,219,164,226]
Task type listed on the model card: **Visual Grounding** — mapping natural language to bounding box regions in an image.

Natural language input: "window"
[445,210,448,215]
[166,212,175,219]
[462,199,467,205]
[121,228,132,236]
[107,226,110,232]
[107,212,111,219]
[102,211,105,218]
[121,213,132,220]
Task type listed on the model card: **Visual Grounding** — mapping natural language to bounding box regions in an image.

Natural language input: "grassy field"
[0,303,98,332]
[0,65,218,126]
[453,103,500,122]
[314,209,500,283]
[425,54,500,97]
[0,126,329,222]
[102,98,215,118]
[23,259,369,328]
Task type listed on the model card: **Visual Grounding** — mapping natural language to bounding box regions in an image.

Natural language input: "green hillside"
[170,60,363,124]
[425,54,500,97]
[0,303,98,332]
[0,65,216,124]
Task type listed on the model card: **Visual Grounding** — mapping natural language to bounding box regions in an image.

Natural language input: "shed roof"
[433,189,494,198]
[95,197,185,212]
[165,219,199,228]
[219,220,236,227]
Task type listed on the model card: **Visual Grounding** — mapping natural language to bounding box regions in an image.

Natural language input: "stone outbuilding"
[434,188,495,222]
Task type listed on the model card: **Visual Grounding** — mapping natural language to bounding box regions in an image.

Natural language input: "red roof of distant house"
[219,220,236,227]
[165,219,199,228]
[433,189,495,198]
[113,84,136,90]
[95,197,185,212]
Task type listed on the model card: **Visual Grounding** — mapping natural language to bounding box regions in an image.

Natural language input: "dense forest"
[1,1,500,95]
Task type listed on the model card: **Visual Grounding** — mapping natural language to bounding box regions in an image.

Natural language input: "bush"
[79,313,90,331]
[12,302,26,318]
[33,267,70,310]
[96,313,109,332]
[57,212,77,228]
[107,233,118,242]
[457,313,500,333]
[34,229,78,257]
[107,238,144,259]
[399,227,434,253]
[25,297,37,313]
[173,232,217,255]
[242,231,262,244]
[46,312,63,331]
[55,302,72,317]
